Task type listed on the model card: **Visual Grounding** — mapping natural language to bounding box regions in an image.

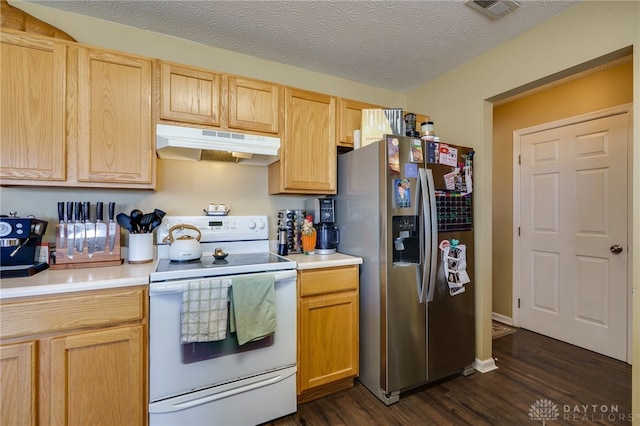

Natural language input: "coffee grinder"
[304,198,340,255]
[0,216,49,277]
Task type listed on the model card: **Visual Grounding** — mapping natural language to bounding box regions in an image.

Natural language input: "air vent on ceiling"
[465,0,520,19]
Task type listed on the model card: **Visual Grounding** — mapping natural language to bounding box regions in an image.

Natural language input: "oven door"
[148,269,297,402]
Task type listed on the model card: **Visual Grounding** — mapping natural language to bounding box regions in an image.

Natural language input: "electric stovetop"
[151,252,295,282]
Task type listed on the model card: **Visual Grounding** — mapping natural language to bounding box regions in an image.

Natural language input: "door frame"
[512,103,633,362]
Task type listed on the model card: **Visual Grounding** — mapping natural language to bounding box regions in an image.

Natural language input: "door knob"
[610,244,623,254]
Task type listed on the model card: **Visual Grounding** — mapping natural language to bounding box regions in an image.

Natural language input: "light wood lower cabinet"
[0,341,36,426]
[297,265,359,403]
[0,286,148,426]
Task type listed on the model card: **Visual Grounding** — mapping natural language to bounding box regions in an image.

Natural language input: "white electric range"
[149,215,298,426]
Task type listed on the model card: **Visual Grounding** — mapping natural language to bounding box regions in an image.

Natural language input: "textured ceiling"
[23,0,579,92]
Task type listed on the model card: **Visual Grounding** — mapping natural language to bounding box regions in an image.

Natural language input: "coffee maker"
[305,198,340,255]
[0,216,49,277]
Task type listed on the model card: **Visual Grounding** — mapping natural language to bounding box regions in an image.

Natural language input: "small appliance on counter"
[305,198,340,255]
[0,216,49,278]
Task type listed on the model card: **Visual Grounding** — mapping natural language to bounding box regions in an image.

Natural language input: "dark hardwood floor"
[266,329,632,425]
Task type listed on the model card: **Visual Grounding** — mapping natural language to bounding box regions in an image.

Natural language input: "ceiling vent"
[465,0,520,19]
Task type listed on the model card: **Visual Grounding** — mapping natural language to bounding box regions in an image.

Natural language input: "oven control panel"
[157,215,269,243]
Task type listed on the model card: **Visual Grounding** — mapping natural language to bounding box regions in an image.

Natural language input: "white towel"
[181,278,231,344]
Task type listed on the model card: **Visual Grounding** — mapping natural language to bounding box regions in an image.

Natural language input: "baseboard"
[474,357,498,373]
[492,312,513,326]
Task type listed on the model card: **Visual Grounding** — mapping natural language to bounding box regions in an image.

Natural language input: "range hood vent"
[156,124,280,166]
[465,0,520,19]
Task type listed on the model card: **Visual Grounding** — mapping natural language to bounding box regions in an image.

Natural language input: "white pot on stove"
[164,224,202,261]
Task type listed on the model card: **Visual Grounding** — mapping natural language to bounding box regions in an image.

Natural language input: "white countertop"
[0,252,362,299]
[285,252,362,270]
[0,261,156,300]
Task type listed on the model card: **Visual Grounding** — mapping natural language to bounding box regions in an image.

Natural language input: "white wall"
[406,1,639,419]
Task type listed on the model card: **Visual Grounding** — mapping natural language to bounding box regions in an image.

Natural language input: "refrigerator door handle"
[418,168,438,303]
[425,168,438,303]
[416,169,426,303]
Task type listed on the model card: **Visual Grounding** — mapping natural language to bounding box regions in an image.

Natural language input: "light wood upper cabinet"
[0,32,67,182]
[0,286,148,426]
[75,47,154,187]
[0,31,155,189]
[157,62,280,134]
[228,75,280,134]
[336,98,382,149]
[269,87,336,194]
[297,265,359,403]
[158,61,221,126]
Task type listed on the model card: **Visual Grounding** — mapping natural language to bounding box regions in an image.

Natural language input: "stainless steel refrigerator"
[335,134,475,405]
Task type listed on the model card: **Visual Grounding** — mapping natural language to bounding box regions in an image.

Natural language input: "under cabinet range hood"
[156,124,281,166]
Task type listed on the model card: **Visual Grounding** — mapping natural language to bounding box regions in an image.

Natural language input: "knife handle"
[108,202,115,221]
[58,202,65,221]
[83,202,90,222]
[67,202,73,223]
[96,202,104,222]
[75,202,82,222]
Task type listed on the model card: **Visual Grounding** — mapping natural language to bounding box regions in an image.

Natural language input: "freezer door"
[384,136,434,394]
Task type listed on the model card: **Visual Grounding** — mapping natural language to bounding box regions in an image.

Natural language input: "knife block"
[50,224,123,269]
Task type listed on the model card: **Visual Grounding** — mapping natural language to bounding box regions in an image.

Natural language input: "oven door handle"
[149,269,297,295]
[149,367,296,413]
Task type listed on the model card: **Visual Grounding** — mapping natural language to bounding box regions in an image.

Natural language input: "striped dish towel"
[181,278,231,344]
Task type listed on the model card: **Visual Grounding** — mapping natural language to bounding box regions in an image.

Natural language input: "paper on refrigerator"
[441,242,470,296]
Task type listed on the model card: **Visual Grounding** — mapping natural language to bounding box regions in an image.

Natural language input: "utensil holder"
[128,233,154,264]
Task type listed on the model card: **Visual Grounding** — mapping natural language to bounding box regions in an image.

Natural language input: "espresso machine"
[305,198,340,255]
[0,216,49,277]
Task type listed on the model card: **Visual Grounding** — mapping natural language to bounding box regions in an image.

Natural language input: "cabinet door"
[42,325,145,426]
[228,76,280,134]
[0,341,36,426]
[76,48,154,187]
[274,88,336,194]
[0,33,66,182]
[336,98,382,148]
[298,291,359,393]
[159,61,221,126]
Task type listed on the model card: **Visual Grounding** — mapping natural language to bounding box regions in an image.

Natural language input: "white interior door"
[517,111,629,361]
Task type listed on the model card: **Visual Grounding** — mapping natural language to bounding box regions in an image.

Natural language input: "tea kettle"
[164,224,202,261]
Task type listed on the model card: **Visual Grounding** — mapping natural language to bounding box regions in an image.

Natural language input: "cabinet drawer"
[299,266,358,297]
[0,287,146,340]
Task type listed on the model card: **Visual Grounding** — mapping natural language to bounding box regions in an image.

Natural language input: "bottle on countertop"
[277,228,288,256]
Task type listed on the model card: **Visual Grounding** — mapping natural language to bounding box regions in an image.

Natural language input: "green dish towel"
[230,274,276,345]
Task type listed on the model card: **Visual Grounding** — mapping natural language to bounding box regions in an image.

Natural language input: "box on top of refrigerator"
[361,108,403,147]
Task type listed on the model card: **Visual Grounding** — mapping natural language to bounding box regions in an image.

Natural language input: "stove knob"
[248,219,256,230]
[257,219,266,230]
